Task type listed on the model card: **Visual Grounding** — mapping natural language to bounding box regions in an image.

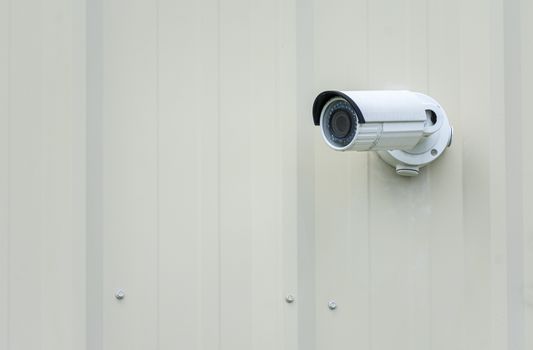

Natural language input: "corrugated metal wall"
[0,0,87,349]
[0,0,532,349]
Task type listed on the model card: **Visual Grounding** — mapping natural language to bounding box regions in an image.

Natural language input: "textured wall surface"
[0,0,532,349]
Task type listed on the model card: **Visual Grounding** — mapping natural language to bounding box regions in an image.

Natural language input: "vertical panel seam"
[365,0,372,349]
[38,1,45,347]
[425,0,432,348]
[504,0,525,348]
[365,0,371,342]
[155,0,160,348]
[366,2,371,349]
[216,0,222,347]
[275,0,282,347]
[6,0,11,347]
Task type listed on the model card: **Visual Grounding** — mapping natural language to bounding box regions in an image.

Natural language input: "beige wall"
[0,0,532,349]
[0,0,87,349]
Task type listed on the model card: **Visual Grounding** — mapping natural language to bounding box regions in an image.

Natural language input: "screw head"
[285,294,295,303]
[115,289,125,300]
[328,300,337,310]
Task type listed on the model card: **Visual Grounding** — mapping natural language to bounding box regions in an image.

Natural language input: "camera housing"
[312,90,452,176]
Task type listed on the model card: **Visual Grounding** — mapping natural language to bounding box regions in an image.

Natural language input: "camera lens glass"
[331,110,352,138]
[322,98,358,148]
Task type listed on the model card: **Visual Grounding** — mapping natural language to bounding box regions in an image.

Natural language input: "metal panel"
[91,0,299,349]
[100,0,158,349]
[1,0,87,349]
[311,0,511,349]
[157,0,220,349]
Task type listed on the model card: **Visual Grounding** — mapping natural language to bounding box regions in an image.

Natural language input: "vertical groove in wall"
[276,5,284,348]
[364,1,371,349]
[6,0,9,336]
[295,0,315,348]
[0,0,10,347]
[212,0,222,345]
[74,0,88,347]
[423,0,433,346]
[424,2,433,348]
[216,0,222,348]
[155,0,160,348]
[460,0,494,346]
[86,0,103,347]
[194,1,202,345]
[488,0,508,349]
[278,0,299,346]
[6,0,9,339]
[520,1,533,348]
[504,0,525,348]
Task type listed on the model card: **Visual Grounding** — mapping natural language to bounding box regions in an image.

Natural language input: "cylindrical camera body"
[312,90,446,152]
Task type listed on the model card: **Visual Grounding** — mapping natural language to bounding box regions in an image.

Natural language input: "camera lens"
[330,110,352,138]
[321,97,358,149]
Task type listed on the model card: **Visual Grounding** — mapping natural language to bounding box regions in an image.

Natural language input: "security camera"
[312,90,453,176]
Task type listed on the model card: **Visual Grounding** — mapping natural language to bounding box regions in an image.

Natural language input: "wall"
[86,0,298,349]
[0,0,86,349]
[0,0,532,349]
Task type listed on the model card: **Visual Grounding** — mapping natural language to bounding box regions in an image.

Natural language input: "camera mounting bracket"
[377,121,453,176]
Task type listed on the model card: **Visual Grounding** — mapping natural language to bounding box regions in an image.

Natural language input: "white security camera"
[312,90,453,176]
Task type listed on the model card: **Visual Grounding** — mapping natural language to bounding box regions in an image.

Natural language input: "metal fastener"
[328,300,337,310]
[115,289,125,300]
[285,294,295,303]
